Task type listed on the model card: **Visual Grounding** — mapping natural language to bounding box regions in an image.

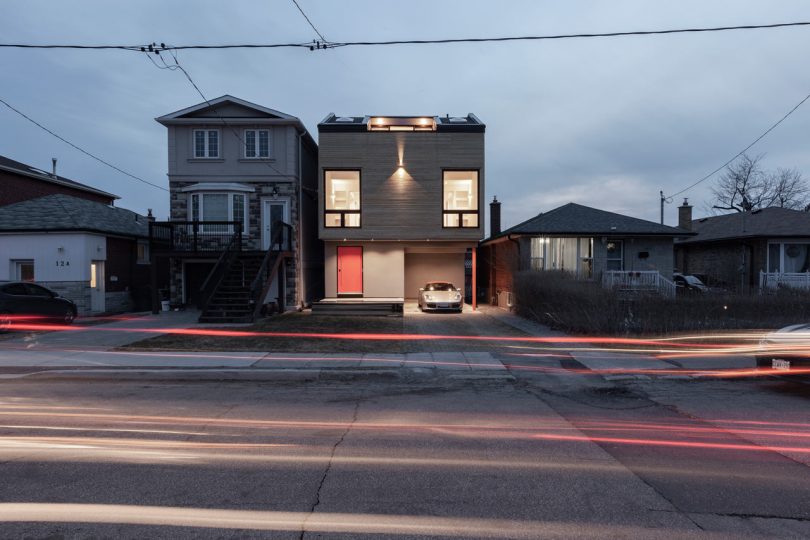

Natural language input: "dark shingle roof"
[484,202,691,243]
[0,194,148,238]
[0,155,118,201]
[678,207,810,244]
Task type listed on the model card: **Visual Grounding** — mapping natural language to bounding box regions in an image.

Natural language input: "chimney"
[51,158,57,178]
[147,209,155,222]
[678,198,692,231]
[490,196,502,237]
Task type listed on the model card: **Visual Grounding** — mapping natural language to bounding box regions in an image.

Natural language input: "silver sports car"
[417,282,463,312]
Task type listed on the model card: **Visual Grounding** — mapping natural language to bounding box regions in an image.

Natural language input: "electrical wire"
[0,97,168,192]
[667,87,810,199]
[290,0,327,43]
[2,21,809,52]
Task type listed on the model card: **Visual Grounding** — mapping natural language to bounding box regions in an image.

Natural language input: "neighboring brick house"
[0,155,117,207]
[315,113,485,312]
[0,194,151,314]
[479,201,691,306]
[674,200,810,292]
[152,95,320,321]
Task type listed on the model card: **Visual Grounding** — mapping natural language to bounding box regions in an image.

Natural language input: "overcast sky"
[2,0,810,230]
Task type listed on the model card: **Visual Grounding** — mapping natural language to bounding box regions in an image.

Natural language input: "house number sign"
[55,260,71,267]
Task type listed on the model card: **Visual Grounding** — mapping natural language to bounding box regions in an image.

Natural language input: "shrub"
[512,270,810,335]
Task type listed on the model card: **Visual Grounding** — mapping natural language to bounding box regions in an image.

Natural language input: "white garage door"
[404,253,465,300]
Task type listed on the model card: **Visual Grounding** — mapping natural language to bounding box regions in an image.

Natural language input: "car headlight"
[424,294,433,301]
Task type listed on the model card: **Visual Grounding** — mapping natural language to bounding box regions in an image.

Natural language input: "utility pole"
[660,190,665,224]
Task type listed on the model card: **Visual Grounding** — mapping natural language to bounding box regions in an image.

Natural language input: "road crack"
[299,400,360,540]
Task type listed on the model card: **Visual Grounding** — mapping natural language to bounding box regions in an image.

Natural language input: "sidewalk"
[477,305,755,377]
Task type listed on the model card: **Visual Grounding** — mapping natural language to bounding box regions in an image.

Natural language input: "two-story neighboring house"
[316,114,485,312]
[152,96,320,322]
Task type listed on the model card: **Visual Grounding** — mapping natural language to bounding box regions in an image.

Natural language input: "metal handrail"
[250,221,293,318]
[196,230,242,311]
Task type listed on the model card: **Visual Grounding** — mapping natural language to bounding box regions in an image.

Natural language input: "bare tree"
[710,154,810,212]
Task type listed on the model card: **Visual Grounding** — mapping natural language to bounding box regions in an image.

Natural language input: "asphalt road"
[0,365,809,539]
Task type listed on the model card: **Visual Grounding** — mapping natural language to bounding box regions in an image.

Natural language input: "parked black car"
[0,282,77,330]
[673,273,709,294]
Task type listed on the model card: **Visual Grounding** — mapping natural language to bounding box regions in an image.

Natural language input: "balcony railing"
[760,271,810,290]
[149,221,242,253]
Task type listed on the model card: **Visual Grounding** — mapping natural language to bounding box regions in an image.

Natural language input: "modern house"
[479,201,691,306]
[674,200,810,292]
[0,194,151,314]
[152,96,320,322]
[0,154,117,207]
[315,113,485,312]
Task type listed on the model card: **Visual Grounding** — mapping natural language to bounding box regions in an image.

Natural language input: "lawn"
[121,311,533,354]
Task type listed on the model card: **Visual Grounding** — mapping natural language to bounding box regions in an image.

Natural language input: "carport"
[404,249,466,300]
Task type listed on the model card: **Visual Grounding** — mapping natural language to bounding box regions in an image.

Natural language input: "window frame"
[136,240,150,265]
[188,192,249,235]
[12,259,35,282]
[441,169,480,229]
[323,169,362,228]
[243,129,271,159]
[605,240,624,271]
[192,129,221,158]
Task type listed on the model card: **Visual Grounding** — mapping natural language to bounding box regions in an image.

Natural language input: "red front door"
[337,246,363,296]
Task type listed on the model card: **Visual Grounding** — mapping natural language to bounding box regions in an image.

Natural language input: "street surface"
[0,308,808,539]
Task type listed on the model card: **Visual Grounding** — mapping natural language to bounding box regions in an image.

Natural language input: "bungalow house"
[315,113,485,313]
[0,154,118,207]
[674,200,810,292]
[479,201,691,306]
[152,96,320,322]
[0,194,151,314]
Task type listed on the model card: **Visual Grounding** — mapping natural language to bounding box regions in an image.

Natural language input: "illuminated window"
[443,171,479,228]
[325,170,361,228]
[13,260,34,281]
[193,130,219,158]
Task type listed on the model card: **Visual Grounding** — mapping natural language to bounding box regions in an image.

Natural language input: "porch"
[601,270,676,298]
[759,271,810,291]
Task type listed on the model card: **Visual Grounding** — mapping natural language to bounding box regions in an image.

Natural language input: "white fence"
[760,271,810,290]
[601,271,676,298]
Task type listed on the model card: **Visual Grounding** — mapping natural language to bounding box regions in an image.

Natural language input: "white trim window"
[193,129,220,158]
[606,240,624,271]
[244,129,270,158]
[12,259,35,281]
[189,192,248,234]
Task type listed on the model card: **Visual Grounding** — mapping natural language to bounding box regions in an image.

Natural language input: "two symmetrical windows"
[193,130,219,158]
[244,129,270,158]
[190,193,248,234]
[324,170,361,227]
[443,171,479,228]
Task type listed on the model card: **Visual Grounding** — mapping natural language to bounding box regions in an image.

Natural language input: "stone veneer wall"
[40,281,90,314]
[168,181,301,309]
[104,291,133,314]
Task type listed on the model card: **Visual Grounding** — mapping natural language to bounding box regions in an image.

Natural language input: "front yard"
[122,310,533,353]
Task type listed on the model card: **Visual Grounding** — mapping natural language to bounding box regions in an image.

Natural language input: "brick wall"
[676,238,767,292]
[0,169,114,206]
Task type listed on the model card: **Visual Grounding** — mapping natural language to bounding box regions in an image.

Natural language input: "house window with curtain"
[443,170,479,227]
[244,129,270,158]
[768,241,810,273]
[189,192,248,234]
[193,129,219,158]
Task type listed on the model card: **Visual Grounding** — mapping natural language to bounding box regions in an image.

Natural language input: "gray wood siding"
[318,131,485,241]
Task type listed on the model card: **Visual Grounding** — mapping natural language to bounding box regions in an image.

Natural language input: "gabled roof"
[678,207,810,244]
[0,194,148,238]
[483,202,691,244]
[156,95,298,123]
[0,155,118,201]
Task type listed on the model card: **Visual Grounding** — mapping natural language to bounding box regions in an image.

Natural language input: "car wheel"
[63,309,76,325]
[0,312,10,332]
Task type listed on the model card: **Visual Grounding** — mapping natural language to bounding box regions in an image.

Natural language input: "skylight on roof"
[448,117,468,123]
[336,117,354,122]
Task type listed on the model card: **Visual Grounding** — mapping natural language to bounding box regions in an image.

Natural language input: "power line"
[147,49,296,183]
[0,97,168,192]
[290,0,327,43]
[667,87,810,199]
[2,21,810,52]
